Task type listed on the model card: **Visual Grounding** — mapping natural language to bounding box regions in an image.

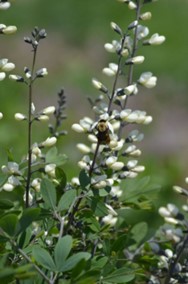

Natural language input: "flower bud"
[110,161,124,170]
[77,143,91,154]
[148,33,166,45]
[0,2,11,10]
[139,12,152,21]
[2,26,17,35]
[42,106,55,115]
[9,74,24,82]
[71,123,85,133]
[36,68,48,78]
[2,62,15,72]
[45,164,56,177]
[42,137,57,147]
[14,113,27,121]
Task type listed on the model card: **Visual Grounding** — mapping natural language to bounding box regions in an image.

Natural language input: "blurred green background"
[0,0,188,201]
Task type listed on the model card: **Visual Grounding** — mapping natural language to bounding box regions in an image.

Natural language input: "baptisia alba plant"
[1,1,186,284]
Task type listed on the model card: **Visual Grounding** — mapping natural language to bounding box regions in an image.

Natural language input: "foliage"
[0,1,187,284]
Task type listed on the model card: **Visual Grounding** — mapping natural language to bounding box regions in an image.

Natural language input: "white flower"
[128,1,137,9]
[167,203,179,217]
[2,162,20,175]
[104,43,116,53]
[106,156,117,167]
[0,2,11,10]
[72,123,85,133]
[110,161,124,170]
[164,217,179,225]
[185,177,188,184]
[143,116,153,124]
[3,183,14,191]
[42,106,55,115]
[103,63,118,76]
[127,160,138,169]
[23,192,33,206]
[126,55,145,65]
[37,115,49,121]
[1,62,15,72]
[0,112,3,119]
[2,26,17,35]
[138,72,157,88]
[140,12,152,21]
[71,177,80,186]
[137,25,149,40]
[45,164,56,177]
[14,113,27,121]
[42,137,57,147]
[110,186,122,197]
[36,68,48,77]
[31,178,41,192]
[148,33,166,45]
[158,207,171,218]
[92,78,108,93]
[76,143,91,154]
[102,214,118,226]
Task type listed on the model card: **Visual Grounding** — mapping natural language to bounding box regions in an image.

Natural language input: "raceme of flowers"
[72,0,165,226]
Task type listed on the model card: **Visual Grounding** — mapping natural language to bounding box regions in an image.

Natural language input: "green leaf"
[60,252,91,272]
[130,222,148,246]
[16,208,40,235]
[54,235,73,271]
[32,245,56,271]
[40,179,57,209]
[46,147,67,166]
[121,176,160,203]
[57,189,76,212]
[79,170,90,190]
[90,198,108,217]
[0,268,15,279]
[0,214,18,237]
[55,167,67,190]
[103,268,135,283]
[0,199,14,210]
[91,256,108,270]
[0,174,8,187]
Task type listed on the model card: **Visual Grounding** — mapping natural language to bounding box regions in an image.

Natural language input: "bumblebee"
[96,119,111,144]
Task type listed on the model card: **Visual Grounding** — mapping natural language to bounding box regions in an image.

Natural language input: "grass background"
[0,0,188,205]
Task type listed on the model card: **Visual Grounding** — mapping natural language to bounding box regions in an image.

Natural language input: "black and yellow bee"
[95,119,111,145]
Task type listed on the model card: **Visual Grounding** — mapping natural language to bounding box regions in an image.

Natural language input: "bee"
[95,119,111,145]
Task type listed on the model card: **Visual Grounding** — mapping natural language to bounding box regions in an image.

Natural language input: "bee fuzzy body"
[96,119,111,144]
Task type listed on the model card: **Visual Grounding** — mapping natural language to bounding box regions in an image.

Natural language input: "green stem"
[25,47,37,208]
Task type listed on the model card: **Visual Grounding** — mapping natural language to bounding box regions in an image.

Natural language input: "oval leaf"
[16,208,40,235]
[40,179,57,210]
[0,214,18,237]
[60,252,91,272]
[32,245,56,271]
[54,235,73,271]
[104,268,135,283]
[57,190,76,212]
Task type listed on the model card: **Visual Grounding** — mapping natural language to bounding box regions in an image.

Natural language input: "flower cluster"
[72,0,165,213]
[147,177,188,283]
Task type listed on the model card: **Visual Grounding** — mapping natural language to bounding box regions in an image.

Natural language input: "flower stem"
[25,47,37,208]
